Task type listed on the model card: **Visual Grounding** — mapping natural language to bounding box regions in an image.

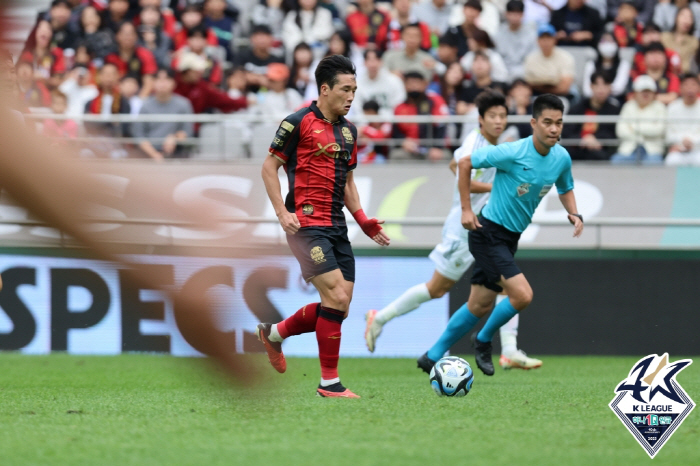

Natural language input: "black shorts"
[468,215,522,292]
[286,226,355,283]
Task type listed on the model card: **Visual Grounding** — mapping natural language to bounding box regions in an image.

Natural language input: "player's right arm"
[457,156,482,230]
[261,155,300,235]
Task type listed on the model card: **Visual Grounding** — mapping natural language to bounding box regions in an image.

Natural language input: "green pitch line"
[0,354,697,466]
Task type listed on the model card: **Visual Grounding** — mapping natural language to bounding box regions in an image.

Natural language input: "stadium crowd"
[9,0,700,165]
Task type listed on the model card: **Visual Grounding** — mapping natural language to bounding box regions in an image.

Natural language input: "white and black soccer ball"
[429,356,474,397]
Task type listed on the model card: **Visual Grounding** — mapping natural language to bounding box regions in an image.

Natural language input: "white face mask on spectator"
[598,42,618,59]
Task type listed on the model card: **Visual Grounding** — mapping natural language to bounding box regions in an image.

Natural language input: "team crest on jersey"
[609,353,695,458]
[516,183,530,197]
[302,204,314,215]
[310,246,326,265]
[341,127,354,143]
[539,184,553,197]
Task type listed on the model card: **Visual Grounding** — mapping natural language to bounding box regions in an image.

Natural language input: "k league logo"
[609,354,695,458]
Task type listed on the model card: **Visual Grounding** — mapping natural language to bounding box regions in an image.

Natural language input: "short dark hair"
[51,0,71,8]
[464,0,482,11]
[645,41,666,54]
[155,67,175,79]
[680,72,699,84]
[475,90,507,118]
[187,24,208,38]
[643,23,661,33]
[506,0,524,12]
[315,54,356,93]
[250,24,272,36]
[401,23,422,34]
[472,50,490,62]
[363,48,383,61]
[532,94,564,119]
[403,71,425,81]
[590,71,612,84]
[363,100,380,113]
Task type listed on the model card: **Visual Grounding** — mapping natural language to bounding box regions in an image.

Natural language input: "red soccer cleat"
[316,382,360,398]
[256,323,286,373]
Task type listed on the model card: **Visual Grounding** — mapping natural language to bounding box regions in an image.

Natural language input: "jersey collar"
[310,101,346,125]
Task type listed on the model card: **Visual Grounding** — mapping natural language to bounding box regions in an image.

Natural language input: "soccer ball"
[429,356,474,397]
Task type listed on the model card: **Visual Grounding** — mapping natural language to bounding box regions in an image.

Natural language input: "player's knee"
[510,290,533,310]
[427,284,448,299]
[327,288,350,311]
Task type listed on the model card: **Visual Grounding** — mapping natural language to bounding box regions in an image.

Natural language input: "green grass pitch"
[0,354,698,466]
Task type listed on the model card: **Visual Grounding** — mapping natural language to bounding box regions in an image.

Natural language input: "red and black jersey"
[105,47,158,80]
[269,101,358,229]
[345,10,391,48]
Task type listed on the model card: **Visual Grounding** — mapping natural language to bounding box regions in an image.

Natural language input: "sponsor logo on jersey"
[516,183,530,196]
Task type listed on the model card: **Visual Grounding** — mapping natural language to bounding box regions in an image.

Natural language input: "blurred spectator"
[16,60,51,108]
[607,0,654,25]
[583,32,632,100]
[203,0,236,61]
[287,42,314,96]
[254,63,303,116]
[282,0,334,58]
[506,78,533,139]
[105,22,158,100]
[376,0,432,52]
[433,61,468,147]
[345,0,391,50]
[441,0,481,58]
[357,100,391,163]
[653,0,700,34]
[250,0,285,42]
[523,24,575,97]
[58,65,99,116]
[173,3,219,50]
[354,49,406,117]
[522,0,567,27]
[234,24,285,93]
[665,73,700,165]
[661,7,699,73]
[134,68,194,160]
[391,71,449,161]
[564,72,620,160]
[449,0,500,38]
[634,24,682,75]
[383,23,438,81]
[172,25,224,86]
[174,52,248,115]
[436,36,459,68]
[461,51,506,104]
[101,0,134,33]
[20,20,66,89]
[305,31,356,100]
[48,0,80,50]
[631,42,680,105]
[139,23,173,70]
[226,66,250,103]
[79,5,116,60]
[42,89,79,141]
[135,0,178,38]
[494,0,537,81]
[612,0,643,48]
[120,76,143,115]
[550,0,603,48]
[460,29,509,83]
[412,0,452,37]
[612,75,666,164]
[84,62,132,150]
[43,0,87,33]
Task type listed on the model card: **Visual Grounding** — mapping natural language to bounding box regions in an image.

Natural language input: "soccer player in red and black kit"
[260,55,390,398]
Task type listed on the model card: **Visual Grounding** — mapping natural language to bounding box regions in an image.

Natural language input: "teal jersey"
[470,136,574,233]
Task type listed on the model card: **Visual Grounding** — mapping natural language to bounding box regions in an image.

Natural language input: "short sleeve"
[269,118,300,163]
[470,143,516,171]
[555,154,574,194]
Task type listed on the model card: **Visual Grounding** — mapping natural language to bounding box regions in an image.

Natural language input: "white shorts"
[428,236,475,282]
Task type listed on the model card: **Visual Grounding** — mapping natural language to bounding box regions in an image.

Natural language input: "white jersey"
[442,129,496,241]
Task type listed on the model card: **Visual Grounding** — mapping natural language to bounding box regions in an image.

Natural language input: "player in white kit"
[364,90,541,370]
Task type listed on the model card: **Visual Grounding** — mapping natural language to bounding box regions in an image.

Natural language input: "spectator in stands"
[84,62,132,148]
[377,0,432,52]
[139,22,172,70]
[441,0,481,58]
[250,0,285,42]
[462,51,506,101]
[21,20,66,89]
[16,60,51,108]
[105,22,158,100]
[282,0,334,58]
[635,24,682,75]
[612,0,643,48]
[607,0,655,25]
[134,68,194,160]
[42,89,79,142]
[354,49,406,117]
[101,0,133,33]
[136,0,178,39]
[661,7,699,73]
[203,0,236,61]
[564,72,620,160]
[235,24,285,93]
[436,36,459,68]
[254,63,303,117]
[357,100,391,163]
[345,0,391,50]
[494,0,537,82]
[412,0,452,37]
[583,32,632,101]
[43,0,86,34]
[48,0,80,50]
[632,42,680,105]
[175,52,248,115]
[383,23,438,81]
[665,73,700,165]
[460,28,509,83]
[79,5,115,60]
[391,71,449,161]
[305,31,356,100]
[120,75,143,115]
[523,23,575,98]
[226,66,250,103]
[505,78,533,139]
[550,0,603,48]
[173,3,219,50]
[287,42,314,96]
[653,0,700,34]
[613,74,666,164]
[58,64,99,116]
[433,61,469,148]
[172,25,224,87]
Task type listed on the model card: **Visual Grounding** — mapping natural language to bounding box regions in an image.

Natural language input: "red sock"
[277,303,319,339]
[316,305,344,380]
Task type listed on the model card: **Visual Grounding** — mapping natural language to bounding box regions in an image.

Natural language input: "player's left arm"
[556,158,583,237]
[345,171,390,246]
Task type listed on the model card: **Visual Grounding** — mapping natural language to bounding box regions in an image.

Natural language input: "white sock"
[499,306,519,355]
[375,283,432,325]
[268,323,283,342]
[320,377,340,387]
